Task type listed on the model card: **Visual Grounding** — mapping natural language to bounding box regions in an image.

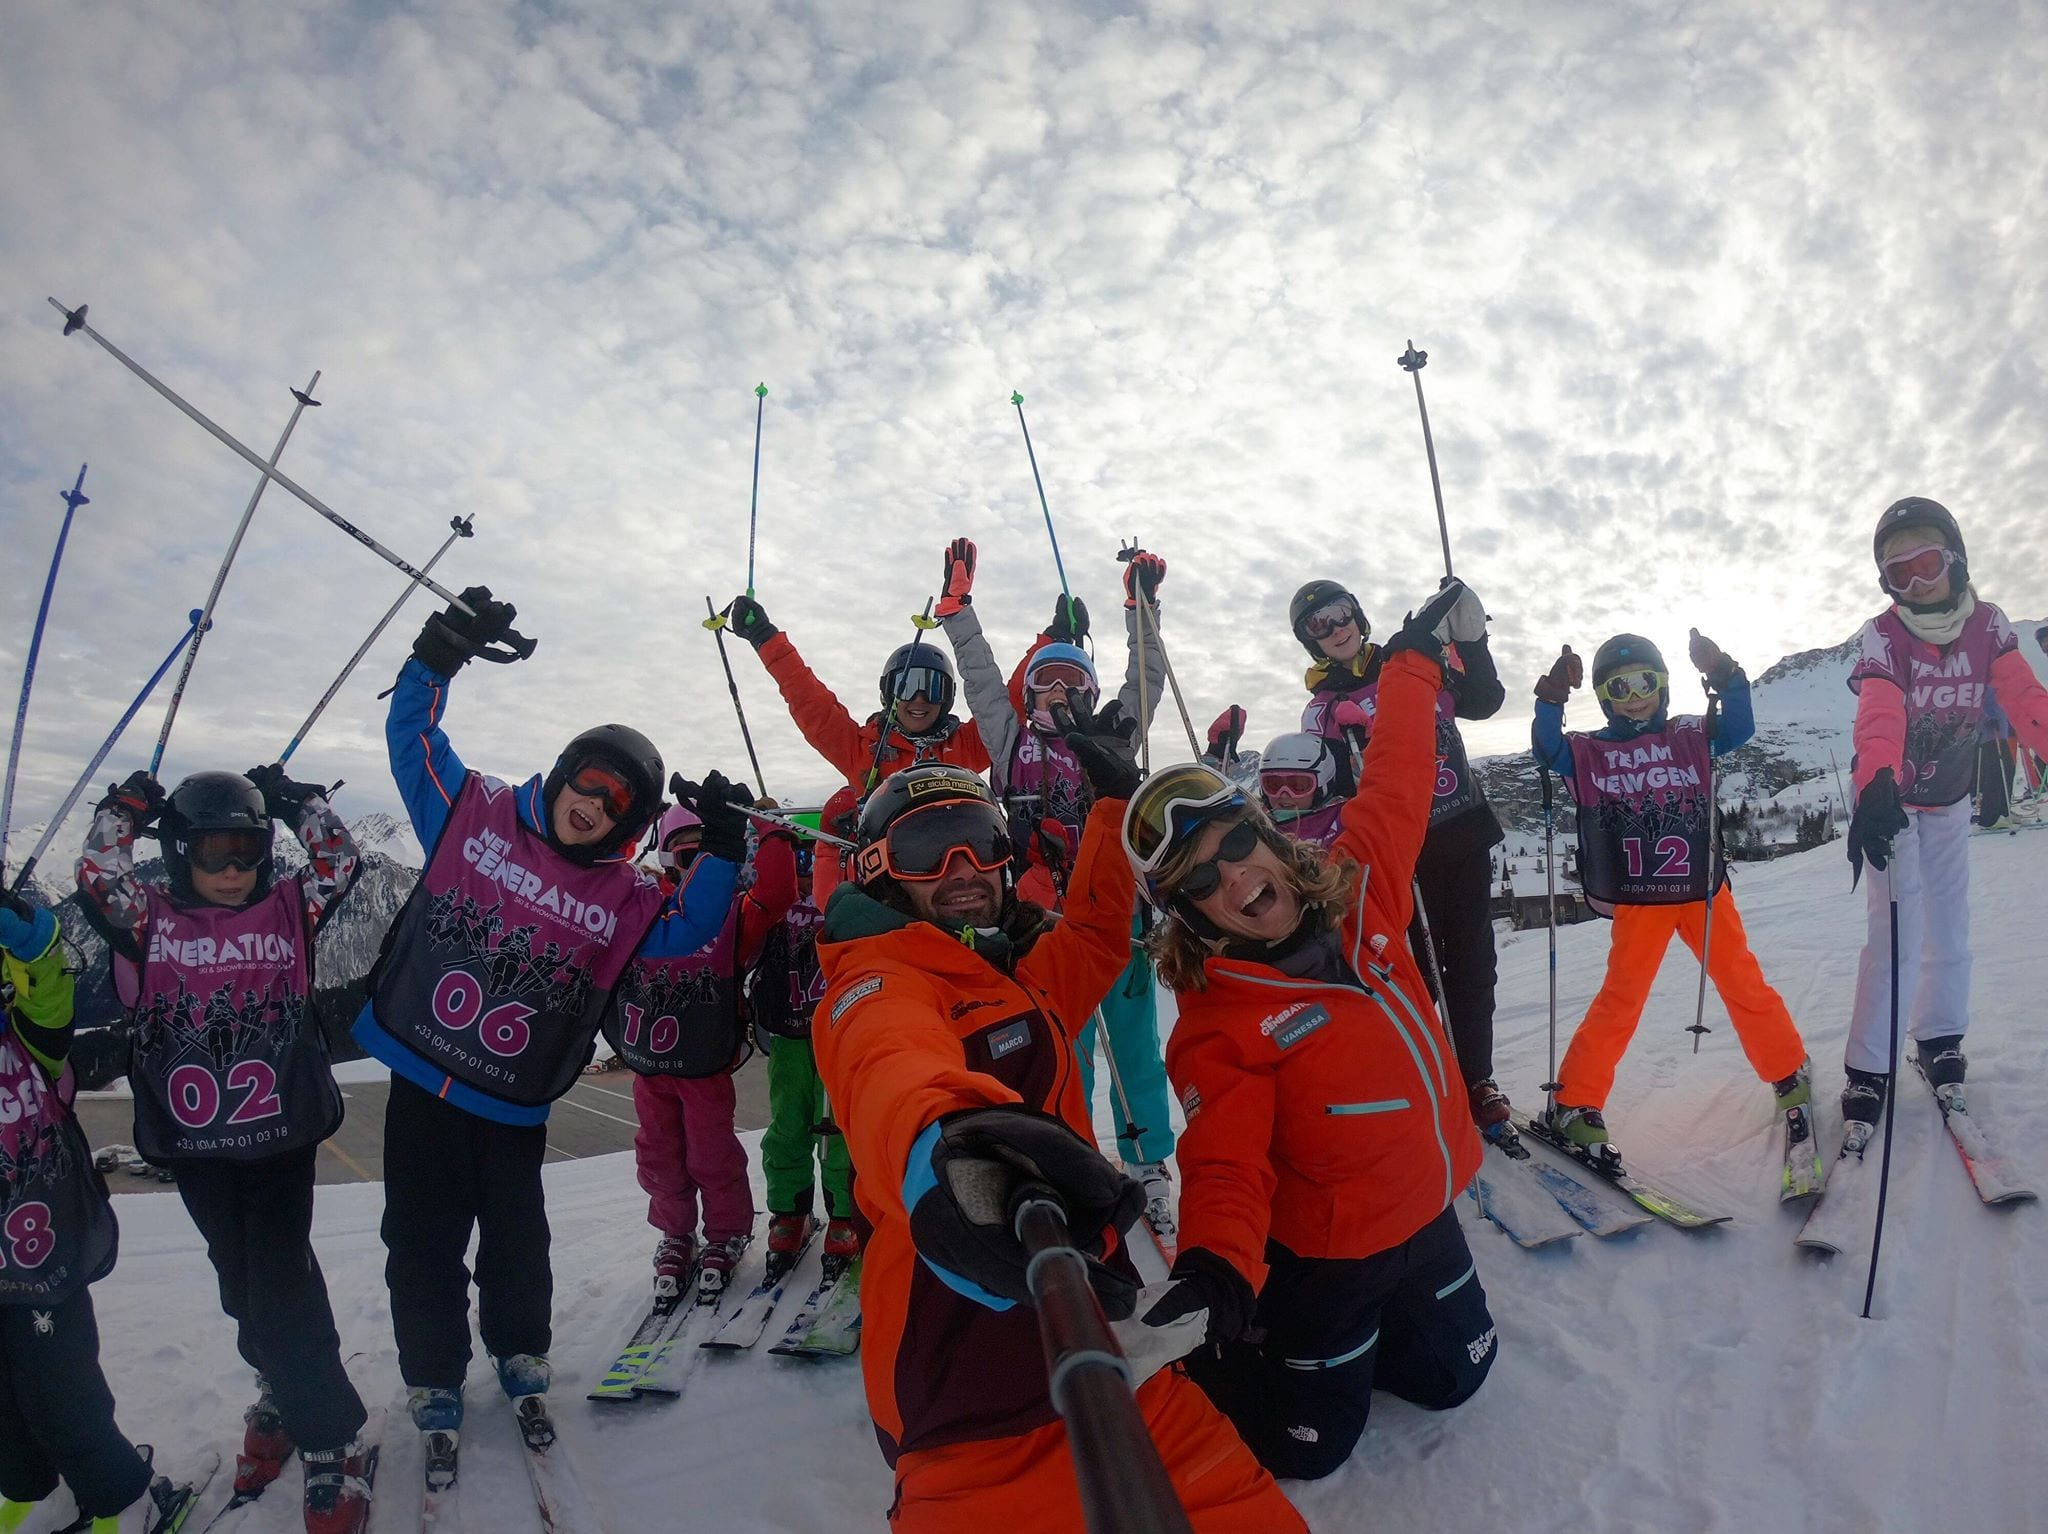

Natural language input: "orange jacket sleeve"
[1330,649,1444,933]
[813,960,1021,1222]
[1850,677,1907,794]
[1166,1020,1278,1293]
[1991,648,2048,761]
[1016,798,1136,1026]
[736,831,799,967]
[758,632,872,783]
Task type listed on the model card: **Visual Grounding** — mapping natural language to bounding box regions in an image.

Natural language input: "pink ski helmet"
[657,801,703,851]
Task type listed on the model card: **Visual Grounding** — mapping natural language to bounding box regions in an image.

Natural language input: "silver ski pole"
[1115,542,1200,759]
[1412,877,1455,1039]
[151,372,321,776]
[736,803,854,851]
[279,516,474,763]
[1124,556,1155,777]
[1090,1007,1147,1160]
[47,301,505,625]
[1397,341,1455,580]
[1686,693,1721,1054]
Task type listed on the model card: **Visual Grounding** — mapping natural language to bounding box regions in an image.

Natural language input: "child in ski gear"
[356,586,740,1431]
[1532,630,1811,1150]
[813,733,1302,1532]
[74,764,375,1530]
[0,891,166,1533]
[1840,498,2048,1135]
[935,539,1179,1232]
[1293,574,1511,1129]
[723,591,992,893]
[747,842,859,1274]
[1258,731,1347,848]
[1132,582,1495,1483]
[609,794,799,1305]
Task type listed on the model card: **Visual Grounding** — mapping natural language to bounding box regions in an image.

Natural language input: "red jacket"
[1165,649,1482,1292]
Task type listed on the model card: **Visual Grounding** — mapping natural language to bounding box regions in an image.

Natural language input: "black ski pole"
[703,594,768,793]
[1011,1190,1195,1534]
[1540,767,1562,1112]
[1861,891,1903,1320]
[1687,692,1722,1053]
[1397,341,1455,580]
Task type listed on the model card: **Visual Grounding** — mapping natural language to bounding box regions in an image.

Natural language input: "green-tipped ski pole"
[747,382,768,597]
[704,595,768,793]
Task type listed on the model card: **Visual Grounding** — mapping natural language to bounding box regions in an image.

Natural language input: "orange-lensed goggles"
[851,800,1012,885]
[566,763,636,818]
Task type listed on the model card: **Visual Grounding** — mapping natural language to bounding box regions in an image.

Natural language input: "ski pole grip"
[475,626,539,664]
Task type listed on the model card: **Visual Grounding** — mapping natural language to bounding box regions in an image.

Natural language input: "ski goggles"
[1597,668,1666,704]
[1173,819,1263,902]
[1882,542,1956,593]
[1302,599,1360,639]
[851,799,1012,884]
[565,762,636,818]
[891,662,951,704]
[185,828,270,875]
[657,831,703,870]
[1124,764,1245,878]
[1260,769,1323,805]
[1026,659,1097,695]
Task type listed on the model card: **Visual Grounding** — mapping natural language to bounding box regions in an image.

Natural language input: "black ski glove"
[906,1104,1144,1317]
[1141,1246,1256,1345]
[726,595,779,650]
[670,771,754,864]
[245,763,325,822]
[1061,697,1142,801]
[96,769,167,831]
[412,585,528,674]
[1047,595,1090,645]
[1848,768,1910,883]
[1378,578,1471,670]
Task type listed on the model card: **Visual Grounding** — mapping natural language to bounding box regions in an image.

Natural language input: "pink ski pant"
[631,1072,755,1244]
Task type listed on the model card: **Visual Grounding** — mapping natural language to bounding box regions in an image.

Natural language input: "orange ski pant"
[1558,888,1805,1109]
[887,1368,1305,1533]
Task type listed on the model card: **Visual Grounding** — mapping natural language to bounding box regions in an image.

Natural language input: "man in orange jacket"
[813,736,1303,1531]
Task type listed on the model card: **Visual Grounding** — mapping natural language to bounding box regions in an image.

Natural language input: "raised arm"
[1016,797,1138,1025]
[1333,647,1448,924]
[386,658,473,849]
[74,771,164,963]
[939,599,1024,789]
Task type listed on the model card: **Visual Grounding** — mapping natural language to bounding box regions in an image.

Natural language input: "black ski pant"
[1183,1205,1496,1481]
[381,1074,551,1391]
[1407,840,1500,1090]
[0,1290,152,1519]
[174,1146,366,1451]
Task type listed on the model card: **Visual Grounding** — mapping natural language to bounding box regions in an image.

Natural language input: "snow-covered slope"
[76,831,2048,1532]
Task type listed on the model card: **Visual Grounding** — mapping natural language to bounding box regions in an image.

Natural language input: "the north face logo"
[1287,1424,1319,1443]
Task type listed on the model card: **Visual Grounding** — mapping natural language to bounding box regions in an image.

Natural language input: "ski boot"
[1468,1079,1513,1131]
[765,1213,816,1282]
[1773,1058,1821,1197]
[1127,1162,1178,1252]
[1840,1067,1889,1156]
[822,1216,862,1280]
[234,1375,291,1496]
[494,1356,555,1452]
[1548,1105,1622,1172]
[697,1234,749,1306]
[652,1233,697,1309]
[406,1387,462,1495]
[301,1436,376,1534]
[1917,1034,1967,1115]
[102,1448,206,1534]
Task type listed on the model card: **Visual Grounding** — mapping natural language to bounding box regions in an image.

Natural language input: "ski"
[1781,1102,1826,1202]
[585,1297,691,1401]
[770,1256,863,1358]
[1526,1154,1652,1236]
[1913,1060,2038,1205]
[1512,1110,1731,1230]
[701,1230,819,1352]
[1796,1131,1877,1255]
[1471,1146,1583,1248]
[419,1428,460,1532]
[83,1449,221,1534]
[509,1396,611,1534]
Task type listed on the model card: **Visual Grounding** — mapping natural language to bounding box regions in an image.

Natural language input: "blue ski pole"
[151,372,322,777]
[1,464,90,879]
[7,609,207,896]
[748,382,768,598]
[1010,392,1078,633]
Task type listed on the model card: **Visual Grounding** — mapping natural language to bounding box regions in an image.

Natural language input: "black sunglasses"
[1175,820,1262,902]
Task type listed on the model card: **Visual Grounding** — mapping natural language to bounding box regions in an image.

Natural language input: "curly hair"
[1145,811,1357,991]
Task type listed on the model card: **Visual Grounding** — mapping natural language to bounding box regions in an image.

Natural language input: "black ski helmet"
[1591,633,1669,721]
[851,764,1011,894]
[160,771,274,902]
[543,724,664,858]
[877,642,957,717]
[1872,496,1969,602]
[1288,579,1369,657]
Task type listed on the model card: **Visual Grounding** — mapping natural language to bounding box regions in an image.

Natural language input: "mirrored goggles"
[1173,819,1262,903]
[856,800,1012,883]
[1882,543,1956,593]
[1598,668,1666,704]
[1260,769,1324,804]
[1303,599,1359,639]
[892,663,950,704]
[1124,765,1244,876]
[185,828,270,875]
[1027,660,1096,694]
[566,763,635,818]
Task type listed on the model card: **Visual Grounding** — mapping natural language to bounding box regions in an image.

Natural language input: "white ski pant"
[1845,797,1973,1074]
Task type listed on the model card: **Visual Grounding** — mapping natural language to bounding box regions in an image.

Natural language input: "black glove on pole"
[411,584,532,673]
[670,770,755,865]
[1062,697,1142,801]
[1848,768,1910,886]
[245,763,324,822]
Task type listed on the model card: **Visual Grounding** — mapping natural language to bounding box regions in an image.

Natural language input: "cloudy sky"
[3,0,2044,857]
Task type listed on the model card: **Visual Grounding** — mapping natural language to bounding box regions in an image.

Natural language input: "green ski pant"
[761,1035,853,1219]
[1074,927,1175,1165]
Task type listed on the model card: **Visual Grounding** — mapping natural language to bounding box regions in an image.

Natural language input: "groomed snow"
[82,831,2045,1532]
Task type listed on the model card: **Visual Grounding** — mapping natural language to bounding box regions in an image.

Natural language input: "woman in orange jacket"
[1123,581,1495,1482]
[813,732,1303,1531]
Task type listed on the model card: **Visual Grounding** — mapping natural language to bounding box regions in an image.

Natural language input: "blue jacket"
[1533,667,1754,787]
[353,658,737,1124]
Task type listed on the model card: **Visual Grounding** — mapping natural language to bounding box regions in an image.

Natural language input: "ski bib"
[602,912,747,1077]
[1303,676,1484,828]
[1850,604,2017,807]
[0,1023,118,1306]
[1275,801,1344,849]
[747,898,825,1041]
[127,881,338,1161]
[370,775,665,1107]
[1567,718,1725,913]
[1004,732,1091,906]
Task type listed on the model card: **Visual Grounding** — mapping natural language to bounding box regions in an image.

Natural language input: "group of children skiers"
[1,492,2042,1531]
